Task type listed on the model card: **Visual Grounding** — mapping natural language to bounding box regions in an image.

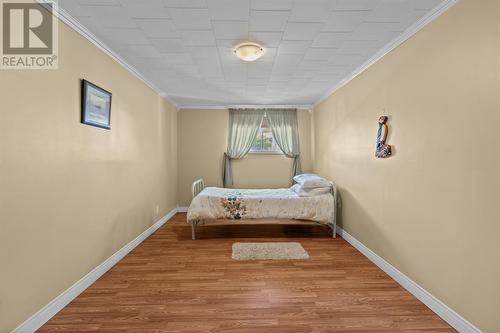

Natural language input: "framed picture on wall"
[81,79,112,129]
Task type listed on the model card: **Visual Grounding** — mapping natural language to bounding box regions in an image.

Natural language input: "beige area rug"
[232,242,309,260]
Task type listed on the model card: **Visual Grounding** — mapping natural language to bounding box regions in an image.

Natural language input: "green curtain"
[223,109,264,188]
[265,109,302,178]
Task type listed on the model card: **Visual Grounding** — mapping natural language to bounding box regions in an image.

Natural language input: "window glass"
[250,117,281,153]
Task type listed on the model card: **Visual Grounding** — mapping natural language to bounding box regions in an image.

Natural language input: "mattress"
[187,187,335,225]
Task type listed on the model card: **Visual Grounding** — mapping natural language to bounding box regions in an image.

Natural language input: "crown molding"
[37,1,179,110]
[314,0,459,107]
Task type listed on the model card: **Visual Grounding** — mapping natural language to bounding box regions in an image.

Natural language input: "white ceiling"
[59,0,447,107]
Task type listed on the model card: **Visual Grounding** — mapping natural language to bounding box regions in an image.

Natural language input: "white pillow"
[293,173,330,188]
[291,184,331,197]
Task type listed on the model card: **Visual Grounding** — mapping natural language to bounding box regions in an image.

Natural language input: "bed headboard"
[192,178,205,199]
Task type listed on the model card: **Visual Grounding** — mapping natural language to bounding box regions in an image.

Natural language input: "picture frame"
[81,79,112,129]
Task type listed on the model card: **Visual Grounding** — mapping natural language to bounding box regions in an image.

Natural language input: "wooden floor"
[39,213,454,332]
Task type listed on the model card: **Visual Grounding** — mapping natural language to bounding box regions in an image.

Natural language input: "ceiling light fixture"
[233,42,265,62]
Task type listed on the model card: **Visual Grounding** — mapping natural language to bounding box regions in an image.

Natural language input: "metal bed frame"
[189,178,338,240]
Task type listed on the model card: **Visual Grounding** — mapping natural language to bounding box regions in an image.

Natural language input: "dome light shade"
[233,42,265,62]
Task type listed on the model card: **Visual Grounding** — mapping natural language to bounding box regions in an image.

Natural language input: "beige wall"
[312,0,500,331]
[177,109,312,206]
[0,20,178,332]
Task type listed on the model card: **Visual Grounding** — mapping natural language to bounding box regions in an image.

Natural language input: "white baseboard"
[12,207,180,333]
[336,227,481,333]
[177,206,188,212]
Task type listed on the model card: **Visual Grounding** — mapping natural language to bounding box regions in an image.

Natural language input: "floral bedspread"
[187,187,335,225]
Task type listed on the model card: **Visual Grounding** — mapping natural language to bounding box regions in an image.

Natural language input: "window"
[250,116,281,153]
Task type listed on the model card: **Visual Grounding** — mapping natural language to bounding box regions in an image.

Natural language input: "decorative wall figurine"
[375,116,392,158]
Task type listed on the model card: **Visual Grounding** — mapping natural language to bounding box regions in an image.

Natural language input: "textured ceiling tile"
[135,19,179,38]
[197,65,224,77]
[304,48,336,61]
[222,64,247,81]
[334,0,380,11]
[60,0,447,106]
[298,60,325,70]
[412,0,444,10]
[163,53,195,65]
[260,47,277,62]
[60,0,92,16]
[216,39,244,48]
[312,32,347,48]
[119,0,170,19]
[293,71,319,79]
[149,38,187,53]
[188,46,220,60]
[81,5,136,28]
[320,65,350,76]
[250,0,293,11]
[323,11,369,32]
[119,0,162,5]
[391,9,430,31]
[366,0,414,22]
[207,0,250,20]
[121,44,163,58]
[349,22,402,41]
[328,53,365,66]
[311,74,342,82]
[247,77,269,85]
[248,31,283,47]
[272,54,302,74]
[137,58,172,71]
[171,64,199,76]
[76,0,119,5]
[249,10,290,32]
[247,63,274,78]
[169,8,211,29]
[99,28,149,44]
[218,47,242,65]
[274,53,303,66]
[336,40,379,55]
[163,0,207,8]
[283,22,323,41]
[181,30,216,46]
[288,0,334,22]
[212,21,249,40]
[72,16,103,32]
[277,40,312,54]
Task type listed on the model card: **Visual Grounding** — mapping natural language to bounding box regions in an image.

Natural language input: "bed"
[187,179,337,240]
